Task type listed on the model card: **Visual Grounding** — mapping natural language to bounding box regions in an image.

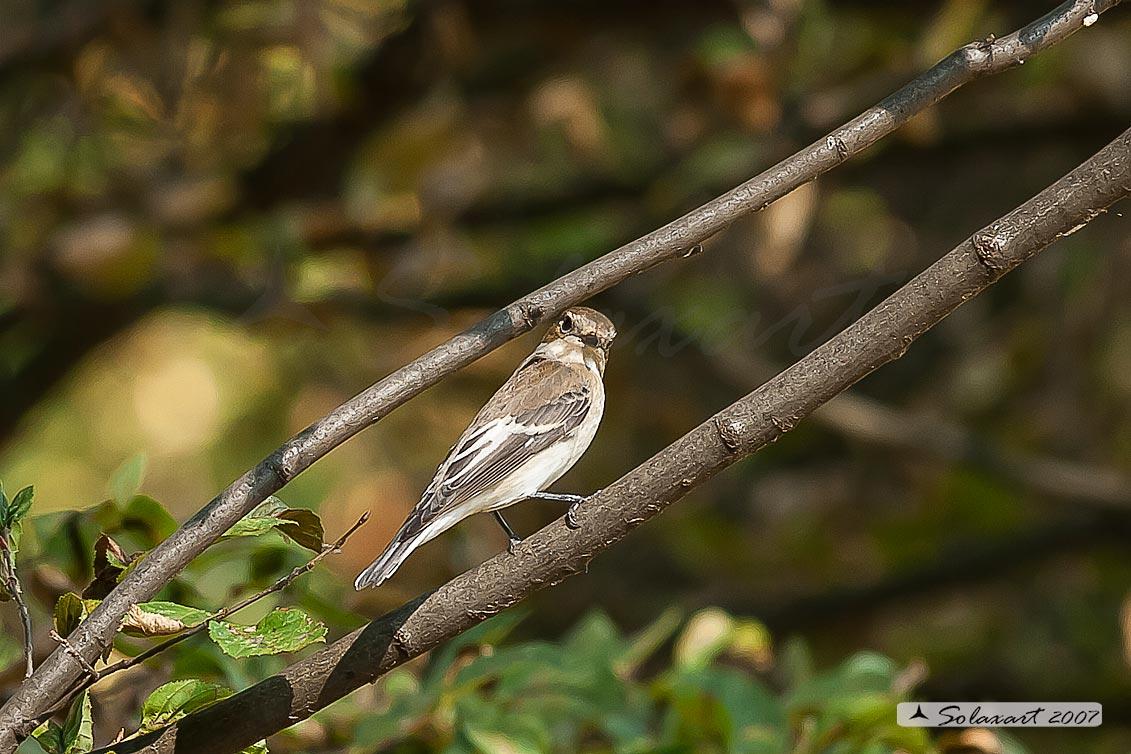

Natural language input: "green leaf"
[110,454,147,505]
[122,601,211,637]
[0,483,33,557]
[121,495,178,541]
[208,608,327,658]
[35,690,95,754]
[140,680,232,732]
[8,486,33,527]
[54,593,89,638]
[32,720,65,754]
[221,498,323,552]
[61,690,94,754]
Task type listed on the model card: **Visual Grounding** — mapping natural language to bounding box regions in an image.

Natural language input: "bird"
[355,306,617,589]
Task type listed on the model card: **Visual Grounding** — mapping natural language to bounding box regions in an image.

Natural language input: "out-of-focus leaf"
[110,454,147,505]
[122,601,211,637]
[619,606,683,674]
[461,707,548,754]
[121,495,178,542]
[140,679,232,733]
[54,592,89,637]
[780,636,814,689]
[0,633,21,667]
[207,608,327,658]
[61,690,94,754]
[674,608,733,669]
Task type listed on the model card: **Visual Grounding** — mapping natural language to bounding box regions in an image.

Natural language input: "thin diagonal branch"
[89,124,1131,754]
[0,0,1121,746]
[30,513,371,730]
[0,535,32,679]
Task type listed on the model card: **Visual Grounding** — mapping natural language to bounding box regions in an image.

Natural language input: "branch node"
[770,414,799,435]
[713,415,745,452]
[972,226,1010,272]
[825,134,849,161]
[265,455,294,485]
[49,631,99,681]
[957,39,993,72]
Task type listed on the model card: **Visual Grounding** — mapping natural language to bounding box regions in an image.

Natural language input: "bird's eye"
[560,314,573,332]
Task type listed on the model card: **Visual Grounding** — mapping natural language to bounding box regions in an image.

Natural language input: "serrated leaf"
[208,608,327,658]
[54,593,89,638]
[110,454,147,505]
[140,680,232,732]
[122,601,210,637]
[61,690,93,754]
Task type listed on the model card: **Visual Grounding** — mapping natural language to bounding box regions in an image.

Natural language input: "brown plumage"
[355,306,616,589]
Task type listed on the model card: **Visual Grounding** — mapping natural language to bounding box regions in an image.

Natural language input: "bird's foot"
[566,501,582,529]
[564,488,601,529]
[507,535,523,555]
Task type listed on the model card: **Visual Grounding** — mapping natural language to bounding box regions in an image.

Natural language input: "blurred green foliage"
[3,0,1131,752]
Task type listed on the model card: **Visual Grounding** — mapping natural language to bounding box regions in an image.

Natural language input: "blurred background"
[2,0,1131,752]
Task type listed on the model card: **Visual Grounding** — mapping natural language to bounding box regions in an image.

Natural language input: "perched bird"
[355,306,617,589]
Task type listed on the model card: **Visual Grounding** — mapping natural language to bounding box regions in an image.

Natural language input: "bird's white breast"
[482,377,604,510]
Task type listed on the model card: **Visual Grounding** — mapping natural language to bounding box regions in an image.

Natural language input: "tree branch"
[0,0,1121,746]
[89,121,1131,754]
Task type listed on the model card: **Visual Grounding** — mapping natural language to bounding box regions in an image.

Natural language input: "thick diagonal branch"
[0,0,1121,746]
[91,124,1131,754]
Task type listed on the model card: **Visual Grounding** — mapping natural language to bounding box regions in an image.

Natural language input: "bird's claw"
[566,501,582,529]
[507,536,523,555]
[566,488,601,529]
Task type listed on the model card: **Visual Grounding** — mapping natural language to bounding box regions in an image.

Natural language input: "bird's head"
[542,306,617,372]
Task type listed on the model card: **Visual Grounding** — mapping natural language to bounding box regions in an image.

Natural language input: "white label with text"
[897,702,1101,727]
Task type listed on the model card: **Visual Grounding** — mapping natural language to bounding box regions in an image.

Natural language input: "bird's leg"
[527,491,601,530]
[493,511,523,554]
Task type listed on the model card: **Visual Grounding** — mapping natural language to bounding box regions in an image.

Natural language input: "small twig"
[0,532,33,679]
[28,512,370,729]
[89,513,367,686]
[49,631,99,679]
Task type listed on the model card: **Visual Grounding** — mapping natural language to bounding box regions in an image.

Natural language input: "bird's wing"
[405,359,593,534]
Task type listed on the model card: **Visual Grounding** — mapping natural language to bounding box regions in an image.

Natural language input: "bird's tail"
[354,523,424,590]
